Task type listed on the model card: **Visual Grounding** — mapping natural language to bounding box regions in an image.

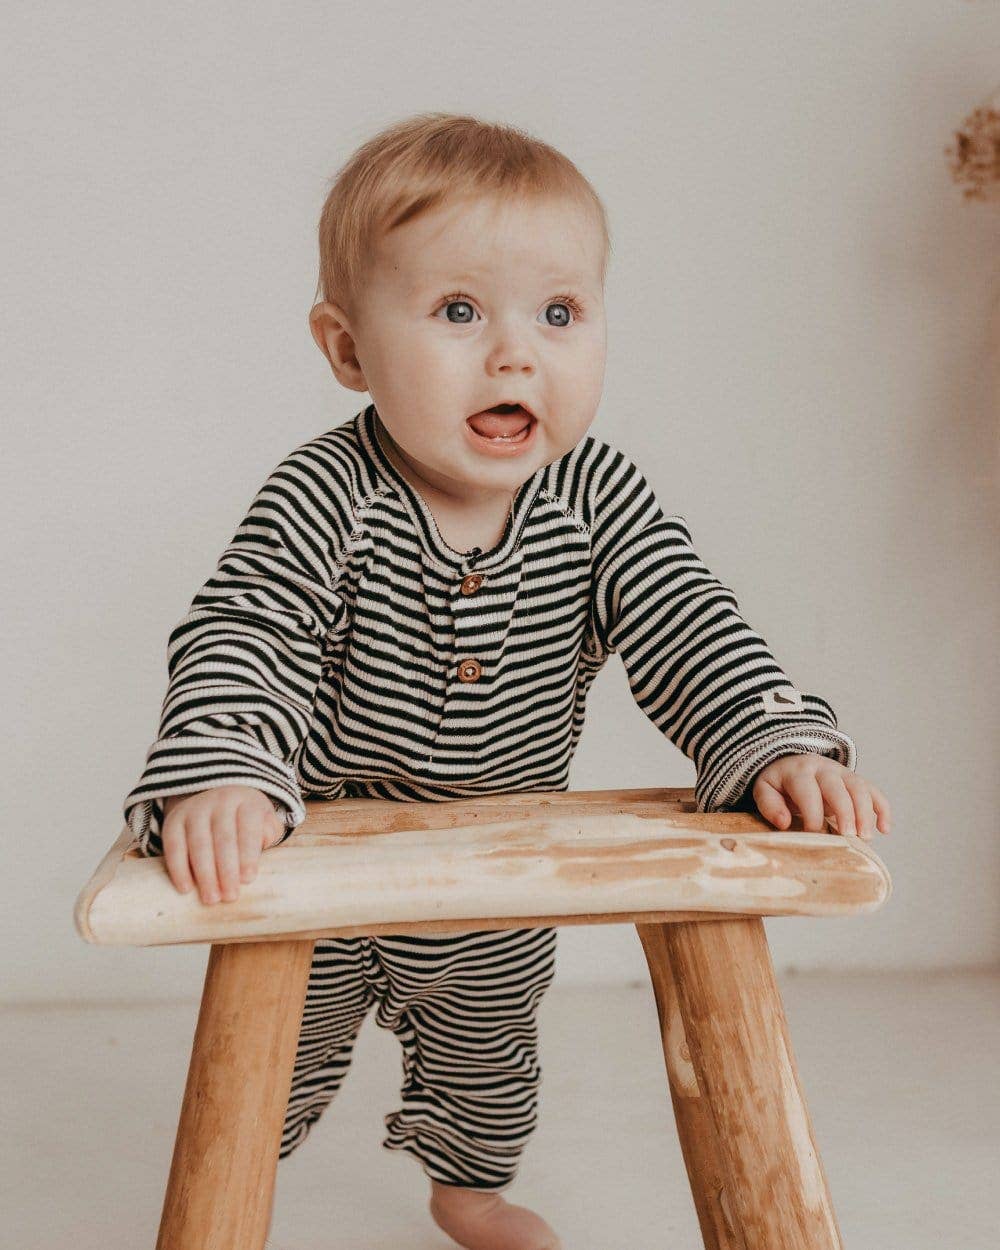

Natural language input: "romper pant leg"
[373,926,558,1192]
[280,937,376,1158]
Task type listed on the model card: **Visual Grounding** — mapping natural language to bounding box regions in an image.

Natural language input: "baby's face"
[326,192,607,507]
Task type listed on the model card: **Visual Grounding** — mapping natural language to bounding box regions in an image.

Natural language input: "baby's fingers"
[843,776,877,841]
[187,814,222,905]
[162,814,195,895]
[751,776,792,829]
[782,773,827,833]
[869,783,893,834]
[212,818,242,903]
[235,805,270,885]
[820,775,859,839]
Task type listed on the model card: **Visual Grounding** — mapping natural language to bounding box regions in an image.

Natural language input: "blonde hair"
[314,112,611,317]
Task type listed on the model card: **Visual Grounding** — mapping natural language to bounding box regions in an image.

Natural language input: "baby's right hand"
[160,785,286,904]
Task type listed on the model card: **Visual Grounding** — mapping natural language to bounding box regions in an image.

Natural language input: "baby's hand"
[160,785,287,904]
[750,756,892,841]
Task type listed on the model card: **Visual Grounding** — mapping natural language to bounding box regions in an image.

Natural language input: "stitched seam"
[537,488,590,534]
[342,484,392,560]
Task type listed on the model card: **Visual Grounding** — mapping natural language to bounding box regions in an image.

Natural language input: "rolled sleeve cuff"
[122,733,306,857]
[695,725,858,813]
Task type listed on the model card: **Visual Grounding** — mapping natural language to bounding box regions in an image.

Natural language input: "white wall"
[3,2,998,1002]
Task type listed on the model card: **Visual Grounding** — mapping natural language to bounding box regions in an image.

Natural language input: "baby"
[123,112,891,1250]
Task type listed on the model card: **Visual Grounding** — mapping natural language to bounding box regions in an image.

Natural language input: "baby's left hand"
[751,755,892,841]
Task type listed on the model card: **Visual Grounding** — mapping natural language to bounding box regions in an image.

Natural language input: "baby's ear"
[309,301,367,391]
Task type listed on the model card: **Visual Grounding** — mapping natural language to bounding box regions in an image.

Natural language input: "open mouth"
[466,403,535,441]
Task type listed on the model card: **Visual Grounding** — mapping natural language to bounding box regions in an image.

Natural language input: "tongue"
[467,408,531,437]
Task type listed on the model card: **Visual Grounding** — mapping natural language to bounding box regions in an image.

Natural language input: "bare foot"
[429,1180,562,1250]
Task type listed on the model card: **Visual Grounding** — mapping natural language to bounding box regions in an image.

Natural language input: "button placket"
[449,552,522,693]
[456,567,486,683]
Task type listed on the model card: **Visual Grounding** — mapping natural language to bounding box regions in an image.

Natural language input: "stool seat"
[74,786,892,1250]
[75,787,890,947]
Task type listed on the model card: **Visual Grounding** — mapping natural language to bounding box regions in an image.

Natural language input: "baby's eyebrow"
[410,270,589,292]
[410,270,489,288]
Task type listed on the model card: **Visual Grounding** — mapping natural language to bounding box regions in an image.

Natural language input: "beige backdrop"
[3,1,998,1002]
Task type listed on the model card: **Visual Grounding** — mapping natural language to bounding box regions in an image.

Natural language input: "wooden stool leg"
[157,938,315,1250]
[637,923,746,1249]
[654,918,843,1250]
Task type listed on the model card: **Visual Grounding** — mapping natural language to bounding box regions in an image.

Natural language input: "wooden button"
[460,573,485,595]
[457,657,482,683]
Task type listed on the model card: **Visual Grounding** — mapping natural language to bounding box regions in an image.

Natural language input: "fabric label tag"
[761,686,804,715]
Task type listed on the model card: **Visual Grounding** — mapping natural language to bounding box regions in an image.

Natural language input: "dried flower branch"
[945,96,1000,203]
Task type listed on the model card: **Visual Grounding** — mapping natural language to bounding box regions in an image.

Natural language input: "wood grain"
[156,939,314,1250]
[75,788,891,947]
[664,918,843,1248]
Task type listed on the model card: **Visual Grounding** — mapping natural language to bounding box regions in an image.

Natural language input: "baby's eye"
[538,298,581,328]
[542,300,575,325]
[435,297,479,324]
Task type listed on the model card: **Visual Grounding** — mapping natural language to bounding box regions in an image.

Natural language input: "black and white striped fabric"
[123,401,856,854]
[121,401,856,1186]
[281,927,558,1189]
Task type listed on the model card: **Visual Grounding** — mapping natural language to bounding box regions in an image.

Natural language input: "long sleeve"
[122,447,350,856]
[590,452,857,813]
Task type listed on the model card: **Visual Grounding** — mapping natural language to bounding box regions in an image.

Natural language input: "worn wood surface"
[638,922,747,1249]
[157,938,314,1250]
[662,918,844,1249]
[75,788,891,947]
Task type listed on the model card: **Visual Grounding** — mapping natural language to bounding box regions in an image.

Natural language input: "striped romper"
[123,402,857,1190]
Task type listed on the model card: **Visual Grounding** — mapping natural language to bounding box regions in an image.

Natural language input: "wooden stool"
[75,786,891,1250]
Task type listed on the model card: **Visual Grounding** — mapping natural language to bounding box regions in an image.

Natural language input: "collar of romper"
[360,402,547,573]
